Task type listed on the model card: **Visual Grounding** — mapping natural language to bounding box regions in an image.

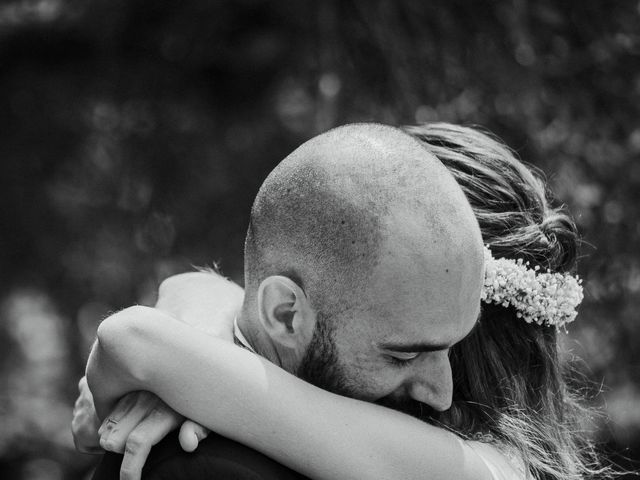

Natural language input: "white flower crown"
[481,246,584,329]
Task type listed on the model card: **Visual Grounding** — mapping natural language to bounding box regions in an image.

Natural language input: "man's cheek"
[347,362,398,401]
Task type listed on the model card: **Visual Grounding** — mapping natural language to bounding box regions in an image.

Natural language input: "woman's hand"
[98,390,210,480]
[84,272,244,479]
[85,271,242,477]
[178,419,210,453]
[71,376,102,454]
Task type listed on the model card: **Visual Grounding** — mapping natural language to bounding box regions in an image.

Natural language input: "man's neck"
[236,310,300,374]
[236,312,282,367]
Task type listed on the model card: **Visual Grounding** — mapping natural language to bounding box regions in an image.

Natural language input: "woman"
[86,124,610,480]
[405,124,603,480]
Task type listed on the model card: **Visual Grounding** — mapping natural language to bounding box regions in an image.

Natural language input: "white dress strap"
[233,316,257,353]
[465,440,526,480]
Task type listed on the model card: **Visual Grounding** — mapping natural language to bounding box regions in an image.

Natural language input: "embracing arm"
[85,270,243,420]
[87,308,492,480]
[73,270,242,462]
[154,270,243,340]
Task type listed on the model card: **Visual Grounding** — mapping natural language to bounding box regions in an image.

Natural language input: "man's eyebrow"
[379,308,483,353]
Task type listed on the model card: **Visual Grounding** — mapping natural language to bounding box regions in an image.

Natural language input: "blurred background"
[1,0,639,478]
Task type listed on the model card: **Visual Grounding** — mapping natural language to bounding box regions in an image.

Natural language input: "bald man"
[79,123,485,479]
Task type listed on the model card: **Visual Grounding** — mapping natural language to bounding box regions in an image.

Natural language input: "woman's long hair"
[405,123,612,480]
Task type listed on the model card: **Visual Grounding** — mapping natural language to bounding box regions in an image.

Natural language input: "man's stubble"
[296,312,436,424]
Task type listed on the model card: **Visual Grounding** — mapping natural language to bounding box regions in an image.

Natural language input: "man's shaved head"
[243,123,482,317]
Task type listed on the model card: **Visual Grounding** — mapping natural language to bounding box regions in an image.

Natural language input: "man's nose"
[407,351,453,412]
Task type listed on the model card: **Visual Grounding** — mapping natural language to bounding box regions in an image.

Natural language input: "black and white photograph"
[1,1,639,479]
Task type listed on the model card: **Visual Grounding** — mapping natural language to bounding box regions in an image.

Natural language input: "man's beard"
[296,313,354,398]
[297,314,437,424]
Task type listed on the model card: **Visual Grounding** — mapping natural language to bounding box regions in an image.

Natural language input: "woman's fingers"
[71,376,103,453]
[72,405,102,453]
[96,390,183,480]
[98,391,139,436]
[178,419,210,452]
[99,392,153,453]
[119,405,181,480]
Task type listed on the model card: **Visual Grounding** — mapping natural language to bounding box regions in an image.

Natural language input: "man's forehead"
[358,211,484,316]
[362,256,481,319]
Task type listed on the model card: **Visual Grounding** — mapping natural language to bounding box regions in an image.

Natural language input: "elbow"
[86,306,158,420]
[94,306,157,383]
[95,306,142,356]
[94,310,123,353]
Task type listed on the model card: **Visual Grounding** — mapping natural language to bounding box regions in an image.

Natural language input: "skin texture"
[72,376,102,453]
[238,123,484,410]
[85,254,485,480]
[82,123,488,479]
[89,307,495,480]
[293,207,483,412]
[73,272,243,479]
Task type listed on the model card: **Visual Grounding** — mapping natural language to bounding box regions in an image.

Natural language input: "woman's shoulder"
[465,439,527,480]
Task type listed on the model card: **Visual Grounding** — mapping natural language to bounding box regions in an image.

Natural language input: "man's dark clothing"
[91,431,308,480]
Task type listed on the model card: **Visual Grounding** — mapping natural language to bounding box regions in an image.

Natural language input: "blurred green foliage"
[0,1,639,478]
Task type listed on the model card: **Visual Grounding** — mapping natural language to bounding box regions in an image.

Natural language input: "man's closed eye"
[387,351,420,367]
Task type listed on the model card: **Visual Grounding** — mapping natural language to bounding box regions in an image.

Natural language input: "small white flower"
[482,246,584,329]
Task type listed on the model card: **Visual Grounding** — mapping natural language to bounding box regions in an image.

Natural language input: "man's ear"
[257,276,316,351]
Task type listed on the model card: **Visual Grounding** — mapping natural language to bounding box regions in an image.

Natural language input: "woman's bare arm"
[84,270,242,420]
[87,306,492,480]
[155,270,243,339]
